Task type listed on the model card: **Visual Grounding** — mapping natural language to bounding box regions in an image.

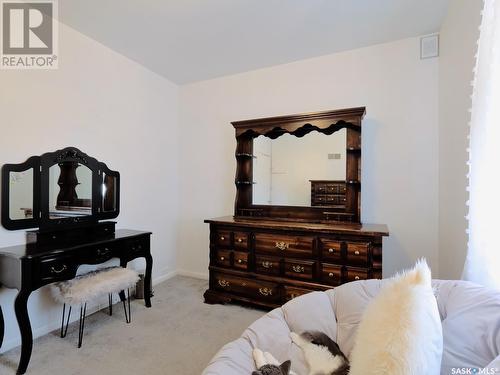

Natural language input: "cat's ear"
[280,360,291,374]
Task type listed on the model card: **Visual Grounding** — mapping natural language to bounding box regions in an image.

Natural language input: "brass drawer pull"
[220,256,225,261]
[262,261,273,269]
[218,279,230,287]
[354,275,360,280]
[51,265,67,274]
[237,238,243,243]
[328,248,335,253]
[259,287,273,296]
[354,250,360,255]
[237,259,243,264]
[275,241,289,251]
[292,265,305,273]
[328,272,334,278]
[220,236,225,241]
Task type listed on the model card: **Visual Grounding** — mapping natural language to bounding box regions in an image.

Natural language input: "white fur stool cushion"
[51,267,139,306]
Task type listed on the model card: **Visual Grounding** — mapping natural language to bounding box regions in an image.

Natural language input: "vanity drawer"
[255,255,281,276]
[213,272,280,302]
[320,239,343,262]
[215,249,232,268]
[233,232,248,250]
[321,264,343,286]
[346,267,369,282]
[124,236,149,258]
[215,231,231,247]
[254,233,314,258]
[284,259,315,281]
[346,242,370,266]
[90,243,115,262]
[39,256,75,282]
[284,286,313,302]
[233,251,248,270]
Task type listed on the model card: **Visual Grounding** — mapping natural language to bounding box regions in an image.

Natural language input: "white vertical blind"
[463,0,500,289]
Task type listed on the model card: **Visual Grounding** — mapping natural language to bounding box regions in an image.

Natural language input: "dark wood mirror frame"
[1,146,120,231]
[232,107,365,224]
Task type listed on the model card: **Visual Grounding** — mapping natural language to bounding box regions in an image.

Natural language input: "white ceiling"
[60,0,450,84]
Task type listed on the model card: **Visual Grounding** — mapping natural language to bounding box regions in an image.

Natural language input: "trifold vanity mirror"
[1,147,120,231]
[233,107,364,223]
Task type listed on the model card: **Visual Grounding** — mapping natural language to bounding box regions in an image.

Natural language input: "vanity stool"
[51,267,139,348]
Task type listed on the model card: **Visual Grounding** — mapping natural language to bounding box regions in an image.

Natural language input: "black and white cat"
[253,331,349,375]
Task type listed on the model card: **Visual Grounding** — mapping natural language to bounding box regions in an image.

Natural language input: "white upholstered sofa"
[202,279,500,375]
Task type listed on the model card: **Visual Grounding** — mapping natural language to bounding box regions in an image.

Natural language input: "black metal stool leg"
[60,304,72,338]
[122,289,131,324]
[78,303,87,348]
[108,294,113,316]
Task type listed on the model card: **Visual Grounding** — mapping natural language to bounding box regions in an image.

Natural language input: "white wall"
[178,36,439,279]
[0,22,179,352]
[438,0,482,279]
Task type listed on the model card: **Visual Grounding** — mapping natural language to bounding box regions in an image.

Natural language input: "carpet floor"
[0,276,264,375]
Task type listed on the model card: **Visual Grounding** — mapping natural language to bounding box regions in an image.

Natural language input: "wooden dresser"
[204,108,388,309]
[204,216,388,308]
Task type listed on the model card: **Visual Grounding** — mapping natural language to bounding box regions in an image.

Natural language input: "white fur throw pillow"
[349,259,443,375]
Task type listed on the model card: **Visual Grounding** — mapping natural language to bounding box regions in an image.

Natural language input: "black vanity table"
[0,147,153,374]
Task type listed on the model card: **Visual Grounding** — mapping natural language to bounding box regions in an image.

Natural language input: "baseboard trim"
[176,269,209,280]
[153,269,177,285]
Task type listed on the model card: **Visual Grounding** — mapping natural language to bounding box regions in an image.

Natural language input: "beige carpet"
[0,276,264,375]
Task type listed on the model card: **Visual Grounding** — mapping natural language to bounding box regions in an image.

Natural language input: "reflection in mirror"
[9,169,34,220]
[102,173,117,212]
[49,162,92,218]
[253,129,346,206]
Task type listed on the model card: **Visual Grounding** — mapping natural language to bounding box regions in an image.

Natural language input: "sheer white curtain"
[463,0,500,289]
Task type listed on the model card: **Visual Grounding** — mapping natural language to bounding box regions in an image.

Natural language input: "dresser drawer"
[39,256,76,282]
[213,272,280,302]
[346,242,370,266]
[215,230,231,247]
[284,286,313,301]
[254,233,314,258]
[346,267,369,282]
[315,183,346,194]
[255,255,281,276]
[320,239,343,262]
[215,249,232,268]
[233,232,248,250]
[284,259,315,280]
[321,264,343,286]
[233,251,248,270]
[325,195,346,204]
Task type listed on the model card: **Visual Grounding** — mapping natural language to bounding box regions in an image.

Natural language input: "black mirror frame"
[1,156,41,230]
[1,147,120,231]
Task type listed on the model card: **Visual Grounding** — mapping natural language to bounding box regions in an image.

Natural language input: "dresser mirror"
[49,162,92,218]
[8,168,35,220]
[1,147,120,230]
[233,107,364,223]
[252,128,347,206]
